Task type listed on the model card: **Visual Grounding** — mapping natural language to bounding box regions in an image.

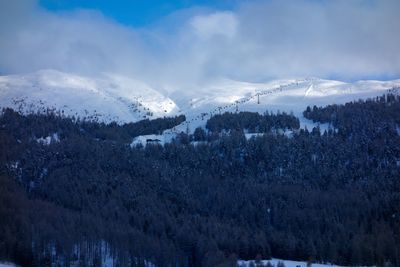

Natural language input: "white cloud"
[190,11,238,39]
[0,0,399,91]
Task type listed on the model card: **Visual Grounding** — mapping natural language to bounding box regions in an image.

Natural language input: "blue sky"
[40,0,237,26]
[1,0,399,84]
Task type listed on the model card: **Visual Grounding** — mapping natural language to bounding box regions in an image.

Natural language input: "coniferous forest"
[1,94,400,267]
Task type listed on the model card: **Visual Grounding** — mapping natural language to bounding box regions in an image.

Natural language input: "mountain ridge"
[1,70,399,129]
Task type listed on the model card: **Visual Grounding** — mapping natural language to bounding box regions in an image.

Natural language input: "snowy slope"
[0,70,179,124]
[1,70,399,136]
[164,77,400,135]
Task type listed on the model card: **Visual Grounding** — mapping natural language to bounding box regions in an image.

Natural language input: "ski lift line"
[163,81,303,135]
[163,83,398,136]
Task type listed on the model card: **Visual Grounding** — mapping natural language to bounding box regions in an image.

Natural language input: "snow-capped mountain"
[163,77,400,134]
[0,70,179,124]
[1,70,399,132]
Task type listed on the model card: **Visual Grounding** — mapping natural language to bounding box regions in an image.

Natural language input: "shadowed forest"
[0,94,399,267]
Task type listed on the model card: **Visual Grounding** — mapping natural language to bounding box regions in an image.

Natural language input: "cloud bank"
[0,0,399,90]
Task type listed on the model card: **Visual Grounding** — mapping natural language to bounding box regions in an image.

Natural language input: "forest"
[0,94,399,267]
[206,111,299,133]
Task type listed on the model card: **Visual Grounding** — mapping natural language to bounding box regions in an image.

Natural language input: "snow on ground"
[0,70,179,124]
[130,134,175,147]
[0,262,18,267]
[245,133,265,140]
[238,258,344,267]
[165,77,400,136]
[1,70,399,145]
[36,133,60,145]
[300,119,333,133]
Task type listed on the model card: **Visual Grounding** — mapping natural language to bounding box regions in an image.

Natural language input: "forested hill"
[0,94,400,267]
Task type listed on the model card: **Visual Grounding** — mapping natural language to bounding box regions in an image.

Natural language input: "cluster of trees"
[0,94,399,267]
[0,108,185,144]
[303,94,400,136]
[81,114,186,142]
[206,111,299,133]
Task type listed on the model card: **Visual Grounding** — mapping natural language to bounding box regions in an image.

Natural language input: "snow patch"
[238,258,344,267]
[245,133,265,140]
[0,262,19,267]
[130,134,176,147]
[36,133,60,145]
[299,118,335,133]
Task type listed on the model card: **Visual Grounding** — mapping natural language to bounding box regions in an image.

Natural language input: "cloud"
[190,11,238,39]
[0,2,146,77]
[231,0,400,80]
[0,0,399,90]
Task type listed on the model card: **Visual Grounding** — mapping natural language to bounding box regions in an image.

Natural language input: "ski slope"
[163,77,400,136]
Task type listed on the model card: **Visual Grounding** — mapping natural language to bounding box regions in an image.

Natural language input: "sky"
[0,0,399,89]
[39,0,238,27]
